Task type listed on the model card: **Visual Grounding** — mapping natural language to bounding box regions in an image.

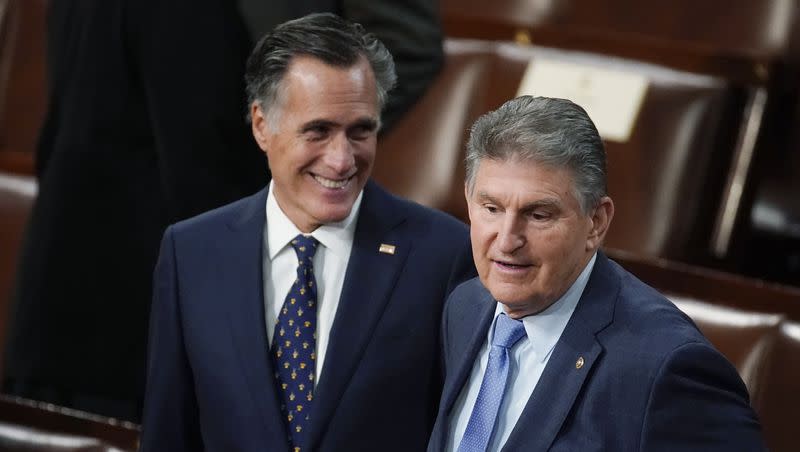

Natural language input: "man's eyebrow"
[298,118,378,134]
[299,119,337,134]
[521,198,561,210]
[476,191,499,203]
[476,191,561,210]
[348,117,378,131]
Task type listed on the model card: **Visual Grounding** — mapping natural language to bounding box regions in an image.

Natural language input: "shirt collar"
[493,252,597,363]
[265,181,363,260]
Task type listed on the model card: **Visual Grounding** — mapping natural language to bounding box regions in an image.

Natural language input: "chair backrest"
[441,0,800,77]
[375,41,494,221]
[606,247,800,321]
[669,297,782,394]
[614,250,800,452]
[668,297,799,452]
[753,321,800,452]
[439,0,800,265]
[743,101,800,286]
[376,39,743,261]
[0,396,139,451]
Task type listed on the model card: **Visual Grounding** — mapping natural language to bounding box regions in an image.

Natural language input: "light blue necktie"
[458,313,527,452]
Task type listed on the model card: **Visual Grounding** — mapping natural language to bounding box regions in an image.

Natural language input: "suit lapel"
[307,182,411,449]
[501,252,619,451]
[430,283,496,452]
[224,188,288,444]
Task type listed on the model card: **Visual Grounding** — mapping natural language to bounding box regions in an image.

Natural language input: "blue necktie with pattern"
[458,313,527,452]
[272,234,319,452]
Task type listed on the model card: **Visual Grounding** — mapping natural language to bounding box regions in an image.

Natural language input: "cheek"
[354,143,376,165]
[469,224,491,253]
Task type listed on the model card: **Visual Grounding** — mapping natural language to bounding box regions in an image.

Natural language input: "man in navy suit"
[139,14,475,451]
[427,96,766,451]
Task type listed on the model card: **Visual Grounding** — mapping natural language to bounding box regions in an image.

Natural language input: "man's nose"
[324,133,355,174]
[496,214,525,253]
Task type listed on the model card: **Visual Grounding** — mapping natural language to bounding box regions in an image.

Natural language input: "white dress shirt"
[263,182,362,383]
[446,253,598,452]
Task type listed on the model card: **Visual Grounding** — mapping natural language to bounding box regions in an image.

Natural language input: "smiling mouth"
[493,260,533,270]
[312,174,353,189]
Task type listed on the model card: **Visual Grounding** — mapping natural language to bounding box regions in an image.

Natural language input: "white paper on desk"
[516,59,649,143]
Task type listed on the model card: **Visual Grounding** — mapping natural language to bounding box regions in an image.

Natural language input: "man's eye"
[349,126,374,141]
[530,211,551,221]
[306,127,329,140]
[483,205,498,214]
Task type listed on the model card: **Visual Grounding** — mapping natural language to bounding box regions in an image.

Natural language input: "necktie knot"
[492,313,526,349]
[291,234,318,264]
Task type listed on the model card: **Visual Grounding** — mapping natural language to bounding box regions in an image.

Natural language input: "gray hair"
[244,13,397,123]
[465,96,607,214]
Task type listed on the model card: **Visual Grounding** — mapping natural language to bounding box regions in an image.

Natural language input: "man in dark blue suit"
[427,96,766,451]
[139,14,475,451]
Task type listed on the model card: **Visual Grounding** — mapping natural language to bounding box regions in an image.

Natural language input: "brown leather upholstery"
[0,0,46,174]
[0,396,138,451]
[669,300,800,452]
[753,321,800,452]
[742,105,800,286]
[440,0,800,80]
[668,302,800,452]
[375,41,495,221]
[376,39,741,261]
[606,247,800,321]
[0,171,35,368]
[439,0,800,268]
[611,249,800,452]
[669,297,782,394]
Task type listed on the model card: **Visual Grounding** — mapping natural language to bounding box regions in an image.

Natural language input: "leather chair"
[753,321,800,452]
[667,298,799,452]
[440,0,800,80]
[375,40,495,221]
[0,396,138,451]
[605,247,800,321]
[439,0,800,268]
[609,249,800,452]
[741,108,800,286]
[376,39,742,262]
[669,297,782,395]
[0,171,35,369]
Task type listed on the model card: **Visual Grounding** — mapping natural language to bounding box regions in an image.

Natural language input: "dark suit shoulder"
[612,259,704,332]
[369,181,468,234]
[597,257,721,378]
[169,188,265,236]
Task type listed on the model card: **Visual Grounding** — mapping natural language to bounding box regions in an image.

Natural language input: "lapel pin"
[576,356,585,369]
[378,243,396,255]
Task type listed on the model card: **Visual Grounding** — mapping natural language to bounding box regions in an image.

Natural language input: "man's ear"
[251,103,271,152]
[586,196,614,251]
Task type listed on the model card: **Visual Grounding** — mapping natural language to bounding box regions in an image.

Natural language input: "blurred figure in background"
[2,0,442,422]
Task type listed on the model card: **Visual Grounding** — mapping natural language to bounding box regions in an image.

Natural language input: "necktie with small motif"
[458,313,527,452]
[272,234,319,452]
